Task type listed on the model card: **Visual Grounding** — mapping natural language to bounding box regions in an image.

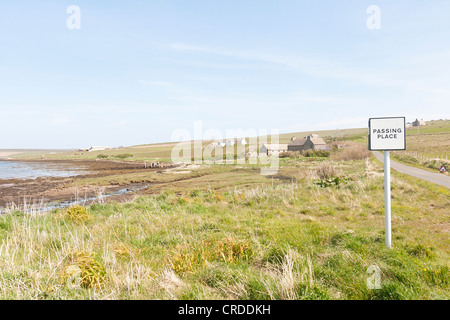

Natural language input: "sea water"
[0,161,89,180]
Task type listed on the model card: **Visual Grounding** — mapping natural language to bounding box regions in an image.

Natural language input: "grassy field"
[5,127,368,162]
[4,121,448,173]
[1,121,448,300]
[391,120,450,172]
[0,155,448,299]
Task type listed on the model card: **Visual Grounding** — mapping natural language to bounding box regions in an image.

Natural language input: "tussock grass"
[58,206,92,224]
[170,238,253,275]
[60,251,107,289]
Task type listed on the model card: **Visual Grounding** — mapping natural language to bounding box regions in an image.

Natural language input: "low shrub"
[313,176,352,188]
[302,149,330,157]
[115,153,134,159]
[279,151,297,158]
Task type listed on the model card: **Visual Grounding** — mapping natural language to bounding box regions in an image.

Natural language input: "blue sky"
[0,0,449,148]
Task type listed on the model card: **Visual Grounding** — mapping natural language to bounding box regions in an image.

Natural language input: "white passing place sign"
[369,117,406,151]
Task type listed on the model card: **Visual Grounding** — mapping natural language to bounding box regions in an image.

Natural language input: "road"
[372,151,450,189]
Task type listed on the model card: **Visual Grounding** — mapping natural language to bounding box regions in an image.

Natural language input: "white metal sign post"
[369,117,406,248]
[384,151,391,248]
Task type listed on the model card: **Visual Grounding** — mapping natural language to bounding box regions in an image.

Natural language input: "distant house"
[213,141,227,148]
[226,140,235,146]
[259,144,288,156]
[88,146,111,152]
[330,141,345,150]
[237,138,247,146]
[288,134,328,152]
[412,119,426,127]
[213,139,243,147]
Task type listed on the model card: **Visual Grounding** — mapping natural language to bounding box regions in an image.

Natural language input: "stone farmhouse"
[287,134,328,152]
[259,144,288,156]
[412,119,426,127]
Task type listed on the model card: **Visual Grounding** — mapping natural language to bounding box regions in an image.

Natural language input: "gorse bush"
[97,154,109,159]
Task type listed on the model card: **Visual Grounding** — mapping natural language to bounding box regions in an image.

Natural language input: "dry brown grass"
[316,163,338,179]
[330,141,370,161]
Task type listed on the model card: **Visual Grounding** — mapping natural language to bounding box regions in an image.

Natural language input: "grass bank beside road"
[391,120,450,173]
[0,156,448,299]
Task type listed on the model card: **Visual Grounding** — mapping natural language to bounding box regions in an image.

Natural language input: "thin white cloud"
[167,42,450,95]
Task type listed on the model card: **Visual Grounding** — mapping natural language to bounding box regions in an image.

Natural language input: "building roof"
[288,134,326,146]
[288,138,307,146]
[309,136,327,145]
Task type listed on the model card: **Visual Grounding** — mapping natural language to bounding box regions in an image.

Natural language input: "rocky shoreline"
[0,159,176,209]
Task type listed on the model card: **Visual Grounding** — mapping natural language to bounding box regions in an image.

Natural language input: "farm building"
[412,119,426,127]
[237,138,247,145]
[88,146,111,152]
[214,139,246,147]
[226,140,235,146]
[259,144,288,156]
[213,141,235,148]
[288,134,328,152]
